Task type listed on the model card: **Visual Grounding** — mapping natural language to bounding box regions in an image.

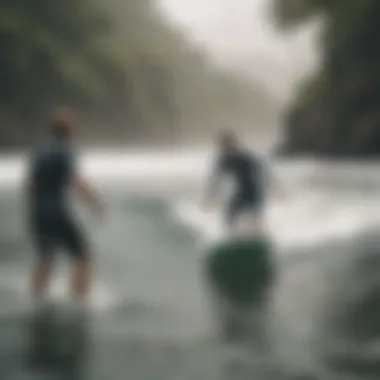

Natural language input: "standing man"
[204,130,270,233]
[26,108,104,306]
[203,131,280,342]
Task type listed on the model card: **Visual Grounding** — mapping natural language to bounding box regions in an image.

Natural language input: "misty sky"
[159,0,319,100]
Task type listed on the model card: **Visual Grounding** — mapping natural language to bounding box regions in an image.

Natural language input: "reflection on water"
[28,305,89,380]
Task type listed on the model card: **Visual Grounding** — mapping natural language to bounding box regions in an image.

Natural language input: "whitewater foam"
[174,192,380,251]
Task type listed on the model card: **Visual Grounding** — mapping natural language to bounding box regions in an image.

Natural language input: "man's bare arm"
[276,177,288,199]
[268,173,287,201]
[72,176,104,217]
[203,173,218,205]
[202,160,223,209]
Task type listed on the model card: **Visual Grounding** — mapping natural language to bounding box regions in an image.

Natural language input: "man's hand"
[276,184,288,201]
[201,199,217,214]
[272,179,288,202]
[92,200,105,223]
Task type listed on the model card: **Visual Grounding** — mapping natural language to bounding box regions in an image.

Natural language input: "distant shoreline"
[276,149,380,162]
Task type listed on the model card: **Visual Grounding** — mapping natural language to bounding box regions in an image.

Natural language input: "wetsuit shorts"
[31,211,87,260]
[226,194,263,227]
[29,139,88,260]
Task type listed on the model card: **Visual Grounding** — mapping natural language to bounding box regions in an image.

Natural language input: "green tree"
[0,0,276,148]
[274,0,380,156]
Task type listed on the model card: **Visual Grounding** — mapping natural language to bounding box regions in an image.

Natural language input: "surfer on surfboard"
[25,107,104,307]
[203,130,273,233]
[202,131,282,342]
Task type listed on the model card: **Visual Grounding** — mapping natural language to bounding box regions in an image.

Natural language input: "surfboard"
[204,235,275,308]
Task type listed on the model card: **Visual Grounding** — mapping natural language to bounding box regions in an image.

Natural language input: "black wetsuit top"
[214,151,266,225]
[29,138,75,216]
[28,138,86,256]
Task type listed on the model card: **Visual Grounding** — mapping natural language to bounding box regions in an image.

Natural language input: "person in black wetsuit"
[26,108,104,306]
[204,131,269,230]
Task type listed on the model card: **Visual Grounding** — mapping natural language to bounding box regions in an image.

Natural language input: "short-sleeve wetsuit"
[213,151,267,226]
[28,138,87,259]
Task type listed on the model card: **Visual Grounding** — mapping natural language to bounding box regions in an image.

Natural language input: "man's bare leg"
[32,257,55,301]
[71,257,91,303]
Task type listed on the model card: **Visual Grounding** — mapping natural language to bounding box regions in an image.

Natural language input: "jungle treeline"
[0,0,276,148]
[274,0,380,157]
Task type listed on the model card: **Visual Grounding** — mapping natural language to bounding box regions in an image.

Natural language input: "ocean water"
[1,151,380,379]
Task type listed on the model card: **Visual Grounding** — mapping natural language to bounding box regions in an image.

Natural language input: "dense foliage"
[0,0,276,148]
[274,0,380,156]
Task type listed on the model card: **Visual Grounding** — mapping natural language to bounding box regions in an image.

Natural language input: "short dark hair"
[218,129,237,145]
[49,107,74,140]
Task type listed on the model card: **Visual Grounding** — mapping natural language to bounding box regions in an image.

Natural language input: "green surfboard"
[205,235,275,307]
